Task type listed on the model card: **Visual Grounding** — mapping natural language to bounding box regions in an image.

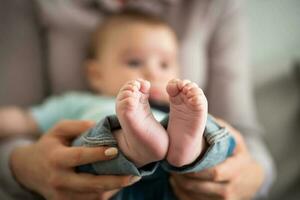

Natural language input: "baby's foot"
[166,79,208,167]
[116,79,168,167]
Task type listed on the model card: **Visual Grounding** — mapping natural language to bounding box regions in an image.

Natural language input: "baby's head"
[86,10,179,103]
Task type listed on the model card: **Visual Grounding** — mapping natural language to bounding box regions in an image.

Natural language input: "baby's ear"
[85,59,103,91]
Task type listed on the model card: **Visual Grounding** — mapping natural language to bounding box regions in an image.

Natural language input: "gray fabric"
[161,115,236,173]
[0,0,275,199]
[0,138,41,200]
[0,0,45,106]
[73,115,159,176]
[0,189,13,200]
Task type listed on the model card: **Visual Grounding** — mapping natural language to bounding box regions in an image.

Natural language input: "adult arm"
[0,107,39,138]
[171,0,275,199]
[1,120,140,200]
[170,119,265,200]
[205,0,275,196]
[0,137,39,199]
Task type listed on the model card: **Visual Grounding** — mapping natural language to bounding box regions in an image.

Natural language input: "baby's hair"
[87,9,176,59]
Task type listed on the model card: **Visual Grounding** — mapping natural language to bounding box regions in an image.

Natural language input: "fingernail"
[130,176,141,184]
[104,147,118,157]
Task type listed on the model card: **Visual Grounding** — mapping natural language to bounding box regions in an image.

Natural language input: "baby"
[83,10,207,168]
[0,11,233,173]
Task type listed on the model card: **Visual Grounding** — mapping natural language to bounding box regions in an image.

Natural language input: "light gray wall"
[246,1,300,199]
[246,0,300,87]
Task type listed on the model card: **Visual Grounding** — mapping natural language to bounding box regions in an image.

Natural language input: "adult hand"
[170,119,265,200]
[10,120,140,200]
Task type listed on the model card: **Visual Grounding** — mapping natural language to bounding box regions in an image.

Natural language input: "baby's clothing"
[31,92,166,132]
[31,92,235,176]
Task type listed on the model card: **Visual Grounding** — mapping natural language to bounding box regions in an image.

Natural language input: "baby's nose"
[143,66,158,81]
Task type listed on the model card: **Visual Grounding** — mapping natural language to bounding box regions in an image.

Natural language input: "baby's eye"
[127,59,143,68]
[161,61,169,70]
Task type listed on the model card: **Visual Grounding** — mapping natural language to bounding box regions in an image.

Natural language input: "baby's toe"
[137,79,151,94]
[117,80,141,102]
[166,79,181,97]
[182,82,198,94]
[180,80,192,89]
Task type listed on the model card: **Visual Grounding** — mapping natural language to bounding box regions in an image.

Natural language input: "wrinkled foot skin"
[166,79,208,167]
[116,79,169,167]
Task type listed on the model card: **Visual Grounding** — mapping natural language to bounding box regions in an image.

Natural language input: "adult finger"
[170,177,193,200]
[54,146,119,167]
[99,189,120,200]
[49,120,95,139]
[171,176,229,199]
[52,189,101,200]
[170,176,222,200]
[184,155,244,182]
[58,172,141,192]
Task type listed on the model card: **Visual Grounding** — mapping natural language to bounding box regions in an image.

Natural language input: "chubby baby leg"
[115,79,169,167]
[166,79,208,167]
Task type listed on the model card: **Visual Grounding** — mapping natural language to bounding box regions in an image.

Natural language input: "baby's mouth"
[149,87,170,112]
[149,88,162,101]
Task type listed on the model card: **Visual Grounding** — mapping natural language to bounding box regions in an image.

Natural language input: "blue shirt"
[30,92,166,133]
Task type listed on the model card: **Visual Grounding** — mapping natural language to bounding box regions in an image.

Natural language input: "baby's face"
[89,23,179,103]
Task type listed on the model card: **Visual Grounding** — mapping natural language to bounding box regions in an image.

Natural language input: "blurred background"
[0,0,299,199]
[245,1,300,199]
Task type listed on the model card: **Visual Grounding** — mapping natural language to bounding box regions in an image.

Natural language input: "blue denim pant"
[72,114,235,199]
[72,114,235,176]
